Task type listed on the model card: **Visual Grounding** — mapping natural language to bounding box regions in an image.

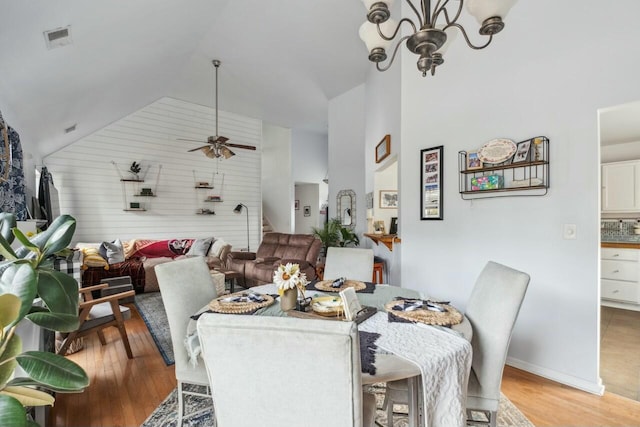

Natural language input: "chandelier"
[358,0,517,77]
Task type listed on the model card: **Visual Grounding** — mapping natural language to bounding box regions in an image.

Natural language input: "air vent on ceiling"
[44,26,73,49]
[64,124,76,134]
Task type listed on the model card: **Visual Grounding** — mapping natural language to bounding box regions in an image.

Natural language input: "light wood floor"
[51,306,640,427]
[601,306,640,401]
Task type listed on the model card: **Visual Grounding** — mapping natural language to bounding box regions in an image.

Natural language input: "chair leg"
[56,331,78,356]
[177,381,185,427]
[115,321,134,359]
[97,330,107,345]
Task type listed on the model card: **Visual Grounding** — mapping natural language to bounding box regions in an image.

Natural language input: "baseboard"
[506,357,605,395]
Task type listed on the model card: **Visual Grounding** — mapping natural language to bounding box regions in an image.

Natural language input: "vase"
[280,288,297,311]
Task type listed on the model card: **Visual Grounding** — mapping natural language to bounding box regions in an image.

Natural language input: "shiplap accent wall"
[44,97,262,249]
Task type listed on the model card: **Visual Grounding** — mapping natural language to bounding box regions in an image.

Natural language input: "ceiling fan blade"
[188,145,211,152]
[225,143,257,151]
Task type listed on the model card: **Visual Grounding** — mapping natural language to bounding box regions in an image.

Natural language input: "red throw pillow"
[131,239,194,258]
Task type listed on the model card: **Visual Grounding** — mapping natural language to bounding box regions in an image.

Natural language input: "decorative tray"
[311,296,344,317]
[208,291,274,314]
[384,299,463,326]
[477,138,516,164]
[314,279,366,293]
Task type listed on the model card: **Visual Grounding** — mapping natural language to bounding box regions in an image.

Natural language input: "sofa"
[227,232,322,287]
[78,237,232,293]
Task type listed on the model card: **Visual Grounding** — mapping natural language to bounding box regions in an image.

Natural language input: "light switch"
[563,224,577,240]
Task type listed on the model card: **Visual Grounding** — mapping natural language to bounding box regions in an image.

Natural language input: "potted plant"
[0,213,89,426]
[312,217,360,259]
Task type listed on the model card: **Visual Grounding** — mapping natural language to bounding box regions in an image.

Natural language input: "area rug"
[141,383,534,427]
[134,292,174,365]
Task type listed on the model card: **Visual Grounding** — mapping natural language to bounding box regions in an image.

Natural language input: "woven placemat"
[208,292,274,314]
[384,300,463,326]
[314,279,366,292]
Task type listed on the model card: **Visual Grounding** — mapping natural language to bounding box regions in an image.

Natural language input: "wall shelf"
[458,136,549,200]
[364,233,401,251]
[123,208,146,212]
[112,161,162,211]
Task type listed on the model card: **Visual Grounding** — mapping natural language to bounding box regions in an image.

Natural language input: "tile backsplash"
[602,219,640,239]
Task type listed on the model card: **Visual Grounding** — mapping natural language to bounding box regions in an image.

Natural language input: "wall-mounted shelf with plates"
[458,136,549,200]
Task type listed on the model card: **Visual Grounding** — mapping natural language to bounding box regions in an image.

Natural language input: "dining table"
[186,283,473,427]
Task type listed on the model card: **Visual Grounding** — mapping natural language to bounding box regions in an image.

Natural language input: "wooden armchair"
[56,283,135,359]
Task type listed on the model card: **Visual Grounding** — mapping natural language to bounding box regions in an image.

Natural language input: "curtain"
[38,166,54,228]
[0,109,28,220]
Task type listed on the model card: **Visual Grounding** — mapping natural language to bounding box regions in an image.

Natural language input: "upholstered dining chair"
[57,283,135,358]
[384,261,530,427]
[323,247,374,282]
[155,256,217,426]
[197,313,377,427]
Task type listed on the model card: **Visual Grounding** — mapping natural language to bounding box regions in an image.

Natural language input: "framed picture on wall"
[375,134,391,163]
[421,145,443,220]
[304,206,311,217]
[379,190,398,208]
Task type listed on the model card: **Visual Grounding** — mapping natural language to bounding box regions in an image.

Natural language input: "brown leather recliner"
[227,232,322,288]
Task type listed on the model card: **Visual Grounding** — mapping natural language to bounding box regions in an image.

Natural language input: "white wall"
[44,97,262,250]
[383,0,640,393]
[294,183,319,234]
[292,128,328,210]
[262,123,293,233]
[328,85,366,238]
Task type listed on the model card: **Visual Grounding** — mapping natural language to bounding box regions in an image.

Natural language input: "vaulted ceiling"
[0,0,369,157]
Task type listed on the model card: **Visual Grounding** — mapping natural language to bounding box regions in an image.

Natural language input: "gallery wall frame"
[421,145,443,220]
[375,134,391,163]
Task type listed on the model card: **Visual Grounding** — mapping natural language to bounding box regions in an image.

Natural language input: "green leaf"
[0,294,21,330]
[0,213,16,245]
[36,269,78,316]
[0,265,38,325]
[16,351,89,392]
[0,235,17,262]
[41,219,76,259]
[0,386,54,407]
[10,229,38,255]
[25,312,79,333]
[14,215,76,259]
[0,334,22,389]
[0,394,27,427]
[8,377,84,394]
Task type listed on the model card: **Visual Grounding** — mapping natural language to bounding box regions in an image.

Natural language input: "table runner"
[358,312,472,427]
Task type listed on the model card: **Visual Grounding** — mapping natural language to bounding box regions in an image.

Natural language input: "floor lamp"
[233,203,250,252]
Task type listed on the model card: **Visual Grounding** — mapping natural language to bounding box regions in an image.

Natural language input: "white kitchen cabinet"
[602,160,640,212]
[601,247,640,306]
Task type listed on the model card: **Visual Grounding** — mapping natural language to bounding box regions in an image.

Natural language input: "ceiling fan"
[178,60,256,159]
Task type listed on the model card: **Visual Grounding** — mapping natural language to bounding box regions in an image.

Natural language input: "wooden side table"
[214,269,243,293]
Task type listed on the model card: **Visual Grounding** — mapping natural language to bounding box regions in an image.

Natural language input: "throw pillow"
[100,239,125,264]
[208,239,227,258]
[81,247,109,270]
[186,237,214,257]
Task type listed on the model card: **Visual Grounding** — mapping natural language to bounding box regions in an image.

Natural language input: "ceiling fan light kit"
[179,59,256,159]
[359,0,517,77]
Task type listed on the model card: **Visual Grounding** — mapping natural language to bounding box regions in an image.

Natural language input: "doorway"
[599,100,640,401]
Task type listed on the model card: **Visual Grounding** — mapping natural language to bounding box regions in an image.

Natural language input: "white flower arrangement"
[273,262,308,297]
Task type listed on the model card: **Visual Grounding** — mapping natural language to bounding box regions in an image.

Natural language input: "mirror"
[336,189,356,229]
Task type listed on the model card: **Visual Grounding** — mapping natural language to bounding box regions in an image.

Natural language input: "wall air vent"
[64,124,76,134]
[44,26,73,49]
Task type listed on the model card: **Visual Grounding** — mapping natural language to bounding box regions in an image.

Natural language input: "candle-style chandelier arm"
[433,0,463,27]
[447,22,493,50]
[406,0,425,27]
[375,35,413,72]
[377,17,417,41]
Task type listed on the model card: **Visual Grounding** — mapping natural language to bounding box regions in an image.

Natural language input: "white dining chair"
[197,313,377,427]
[384,261,530,427]
[323,247,374,282]
[155,256,217,426]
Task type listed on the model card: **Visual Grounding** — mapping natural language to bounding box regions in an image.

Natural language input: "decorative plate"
[208,291,274,314]
[477,138,517,164]
[311,296,344,317]
[384,299,463,326]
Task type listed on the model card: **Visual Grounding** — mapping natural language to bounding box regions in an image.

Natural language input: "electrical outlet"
[563,224,577,240]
